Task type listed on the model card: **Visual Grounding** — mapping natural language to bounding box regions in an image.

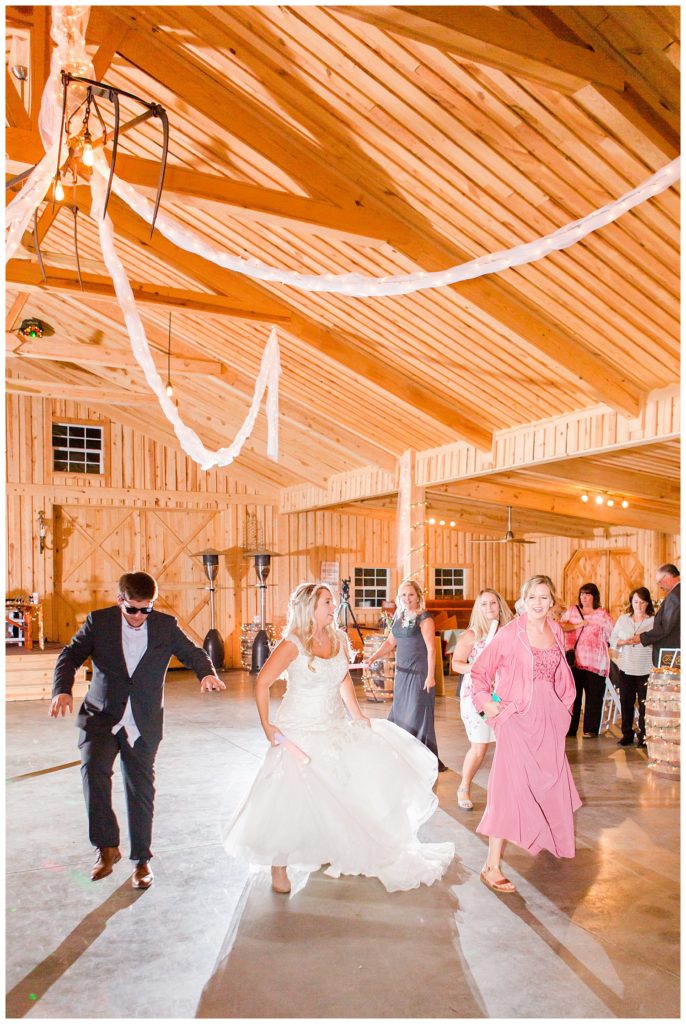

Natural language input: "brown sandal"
[480,865,517,893]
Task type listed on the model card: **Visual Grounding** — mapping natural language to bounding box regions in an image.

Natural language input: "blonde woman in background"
[222,583,454,895]
[451,590,513,810]
[471,575,580,894]
[368,578,445,769]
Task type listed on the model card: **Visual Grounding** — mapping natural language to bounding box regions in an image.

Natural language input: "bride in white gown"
[222,583,454,894]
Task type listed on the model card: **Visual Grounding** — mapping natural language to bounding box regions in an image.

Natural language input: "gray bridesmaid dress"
[387,611,445,770]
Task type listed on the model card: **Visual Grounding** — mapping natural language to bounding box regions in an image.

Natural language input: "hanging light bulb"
[428,517,436,525]
[165,382,174,397]
[439,520,446,526]
[621,499,629,509]
[54,175,64,202]
[606,498,615,508]
[595,495,604,505]
[449,521,456,528]
[580,493,589,503]
[82,130,94,167]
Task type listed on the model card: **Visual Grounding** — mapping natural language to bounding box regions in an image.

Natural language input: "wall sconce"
[37,510,49,554]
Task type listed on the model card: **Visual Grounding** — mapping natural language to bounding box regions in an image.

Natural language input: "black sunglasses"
[121,602,154,615]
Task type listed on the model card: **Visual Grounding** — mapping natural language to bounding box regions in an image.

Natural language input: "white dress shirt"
[112,616,148,746]
[609,614,655,676]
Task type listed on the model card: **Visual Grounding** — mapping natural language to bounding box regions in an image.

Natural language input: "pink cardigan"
[470,614,576,726]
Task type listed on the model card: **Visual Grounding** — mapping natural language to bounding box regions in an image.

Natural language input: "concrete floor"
[5,670,680,1019]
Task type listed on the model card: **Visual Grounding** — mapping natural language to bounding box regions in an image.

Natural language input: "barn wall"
[6,396,680,658]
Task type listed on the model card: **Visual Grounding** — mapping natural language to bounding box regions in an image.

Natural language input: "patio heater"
[190,549,226,671]
[244,548,280,673]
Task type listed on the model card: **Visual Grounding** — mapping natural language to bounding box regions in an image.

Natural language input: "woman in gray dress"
[369,579,445,770]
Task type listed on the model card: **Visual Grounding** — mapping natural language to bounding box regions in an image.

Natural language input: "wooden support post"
[397,450,427,591]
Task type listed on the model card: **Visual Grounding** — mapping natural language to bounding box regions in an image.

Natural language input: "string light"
[102,152,680,298]
[53,175,64,202]
[580,492,630,509]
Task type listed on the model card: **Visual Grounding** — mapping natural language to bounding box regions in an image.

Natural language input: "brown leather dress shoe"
[132,861,154,889]
[91,846,121,881]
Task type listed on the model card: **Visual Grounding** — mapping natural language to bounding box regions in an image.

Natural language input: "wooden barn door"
[53,505,237,655]
[563,548,646,620]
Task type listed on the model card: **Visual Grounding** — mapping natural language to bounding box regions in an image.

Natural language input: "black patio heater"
[193,549,225,671]
[244,548,280,673]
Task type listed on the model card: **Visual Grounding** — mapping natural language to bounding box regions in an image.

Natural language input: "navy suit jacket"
[640,583,680,666]
[53,606,216,743]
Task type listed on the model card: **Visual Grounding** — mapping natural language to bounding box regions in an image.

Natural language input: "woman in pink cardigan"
[470,575,582,894]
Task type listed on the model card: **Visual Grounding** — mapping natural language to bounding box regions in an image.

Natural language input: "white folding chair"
[599,676,621,733]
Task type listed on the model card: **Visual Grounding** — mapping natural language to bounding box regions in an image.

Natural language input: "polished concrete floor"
[5,670,680,1019]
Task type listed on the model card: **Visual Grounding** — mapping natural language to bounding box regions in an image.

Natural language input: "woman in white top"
[451,590,513,810]
[609,587,655,747]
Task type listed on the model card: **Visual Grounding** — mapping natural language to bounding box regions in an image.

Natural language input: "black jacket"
[53,606,216,743]
[640,583,680,666]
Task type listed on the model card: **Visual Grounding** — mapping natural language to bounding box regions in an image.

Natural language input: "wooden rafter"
[433,478,679,533]
[5,260,291,322]
[333,6,625,93]
[6,336,226,377]
[87,13,646,417]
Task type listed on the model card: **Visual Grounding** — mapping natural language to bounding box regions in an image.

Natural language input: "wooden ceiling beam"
[7,379,158,405]
[5,294,30,332]
[6,336,225,377]
[29,5,51,127]
[433,478,679,534]
[5,260,291,323]
[112,157,391,243]
[519,461,680,503]
[83,15,645,418]
[333,6,625,93]
[4,133,391,242]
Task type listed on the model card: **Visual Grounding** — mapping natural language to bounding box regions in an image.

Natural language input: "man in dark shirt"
[625,563,680,666]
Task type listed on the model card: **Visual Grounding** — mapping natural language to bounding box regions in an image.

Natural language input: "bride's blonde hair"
[285,582,341,670]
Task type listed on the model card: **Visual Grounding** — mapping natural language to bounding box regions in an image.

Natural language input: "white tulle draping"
[109,158,680,298]
[6,4,93,262]
[91,163,281,470]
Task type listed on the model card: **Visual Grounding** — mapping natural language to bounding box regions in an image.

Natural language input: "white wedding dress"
[222,632,454,892]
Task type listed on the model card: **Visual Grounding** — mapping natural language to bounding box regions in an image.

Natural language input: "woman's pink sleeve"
[469,631,505,713]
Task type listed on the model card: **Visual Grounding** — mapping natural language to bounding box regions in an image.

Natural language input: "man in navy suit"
[50,571,225,888]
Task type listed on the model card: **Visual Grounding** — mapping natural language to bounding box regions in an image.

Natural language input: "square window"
[353,568,389,609]
[434,567,467,599]
[52,422,103,474]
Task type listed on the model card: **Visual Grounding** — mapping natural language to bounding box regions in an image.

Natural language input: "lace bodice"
[275,631,350,730]
[532,645,561,683]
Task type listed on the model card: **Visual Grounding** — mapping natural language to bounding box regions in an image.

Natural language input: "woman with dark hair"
[560,583,614,738]
[609,587,655,746]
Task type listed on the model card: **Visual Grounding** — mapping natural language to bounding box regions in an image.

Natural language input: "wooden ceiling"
[5,6,680,517]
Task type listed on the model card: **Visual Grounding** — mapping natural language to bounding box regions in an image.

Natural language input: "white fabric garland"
[6,5,93,262]
[91,160,281,470]
[109,158,680,298]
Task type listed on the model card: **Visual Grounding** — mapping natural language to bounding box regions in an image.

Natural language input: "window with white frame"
[434,567,467,598]
[353,567,390,608]
[52,423,104,474]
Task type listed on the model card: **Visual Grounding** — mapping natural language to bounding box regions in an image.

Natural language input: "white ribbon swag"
[5,5,680,468]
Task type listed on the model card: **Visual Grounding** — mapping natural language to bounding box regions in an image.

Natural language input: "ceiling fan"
[470,506,536,545]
